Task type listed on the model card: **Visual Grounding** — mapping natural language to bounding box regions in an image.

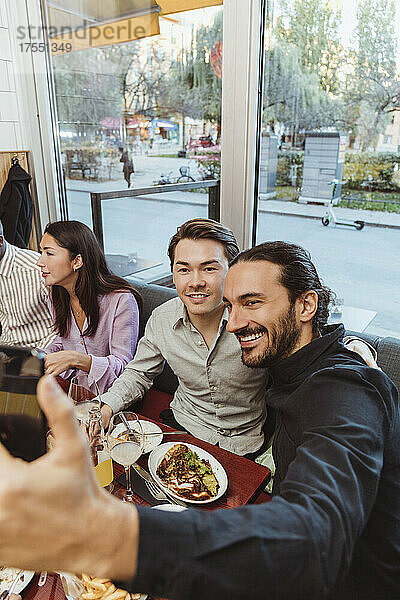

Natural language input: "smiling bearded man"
[234,299,301,369]
[224,242,333,370]
[220,241,399,598]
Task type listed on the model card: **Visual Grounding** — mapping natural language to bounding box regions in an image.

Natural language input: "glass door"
[41,0,223,281]
[254,0,400,338]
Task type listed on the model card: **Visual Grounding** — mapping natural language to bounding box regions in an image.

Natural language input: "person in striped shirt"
[0,219,54,348]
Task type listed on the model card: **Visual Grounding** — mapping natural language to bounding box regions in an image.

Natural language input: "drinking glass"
[69,376,99,426]
[87,407,114,493]
[108,412,144,502]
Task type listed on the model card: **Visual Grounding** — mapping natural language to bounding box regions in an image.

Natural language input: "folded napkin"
[58,572,85,600]
[117,469,170,507]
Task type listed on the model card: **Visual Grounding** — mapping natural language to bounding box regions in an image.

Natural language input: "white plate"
[0,568,35,595]
[148,442,228,505]
[112,421,163,454]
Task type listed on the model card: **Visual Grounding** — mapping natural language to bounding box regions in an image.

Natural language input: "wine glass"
[69,376,99,426]
[108,412,144,502]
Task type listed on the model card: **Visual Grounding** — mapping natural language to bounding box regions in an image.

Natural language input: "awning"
[151,118,178,129]
[47,1,222,54]
[127,118,151,129]
[100,117,123,129]
[160,0,223,16]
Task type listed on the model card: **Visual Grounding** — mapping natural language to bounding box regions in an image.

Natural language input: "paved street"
[67,153,204,193]
[257,212,400,338]
[65,156,400,339]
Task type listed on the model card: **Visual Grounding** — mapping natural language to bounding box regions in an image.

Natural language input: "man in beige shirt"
[101,219,268,458]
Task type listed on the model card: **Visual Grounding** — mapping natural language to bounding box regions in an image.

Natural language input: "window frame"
[31,0,265,254]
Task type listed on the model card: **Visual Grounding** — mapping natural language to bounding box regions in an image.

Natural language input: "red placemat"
[56,378,270,506]
[24,573,64,600]
[112,428,270,509]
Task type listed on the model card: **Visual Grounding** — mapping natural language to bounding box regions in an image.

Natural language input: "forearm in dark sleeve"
[121,377,387,600]
[123,503,325,600]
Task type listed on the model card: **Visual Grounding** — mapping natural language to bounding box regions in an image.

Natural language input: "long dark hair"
[231,241,333,335]
[44,221,142,337]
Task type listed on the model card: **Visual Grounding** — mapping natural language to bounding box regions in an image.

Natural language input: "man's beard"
[240,303,301,368]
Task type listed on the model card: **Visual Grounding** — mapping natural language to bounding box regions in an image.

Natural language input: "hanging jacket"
[0,161,33,248]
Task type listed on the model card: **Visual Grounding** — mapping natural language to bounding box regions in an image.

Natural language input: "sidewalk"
[66,177,400,229]
[259,199,400,229]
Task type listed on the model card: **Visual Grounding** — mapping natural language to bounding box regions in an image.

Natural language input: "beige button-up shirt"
[101,297,268,455]
[0,242,54,348]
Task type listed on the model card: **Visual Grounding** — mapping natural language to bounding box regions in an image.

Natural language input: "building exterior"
[376,108,400,153]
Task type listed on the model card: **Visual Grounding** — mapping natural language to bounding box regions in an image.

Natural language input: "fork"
[144,479,187,507]
[0,570,26,600]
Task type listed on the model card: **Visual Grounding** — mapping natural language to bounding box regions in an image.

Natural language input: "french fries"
[81,574,142,600]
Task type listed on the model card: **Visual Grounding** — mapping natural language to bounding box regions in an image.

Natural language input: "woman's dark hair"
[167,218,239,270]
[44,221,142,338]
[231,241,333,334]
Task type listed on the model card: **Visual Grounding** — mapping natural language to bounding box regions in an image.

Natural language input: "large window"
[42,0,223,280]
[255,0,400,338]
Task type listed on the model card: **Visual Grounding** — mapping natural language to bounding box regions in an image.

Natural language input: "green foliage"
[275,149,400,193]
[277,0,342,93]
[344,0,400,149]
[165,11,222,127]
[343,152,400,192]
[267,0,400,150]
[263,43,343,131]
[339,193,400,214]
[276,151,304,186]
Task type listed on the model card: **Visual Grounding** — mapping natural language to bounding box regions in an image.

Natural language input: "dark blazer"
[0,162,33,248]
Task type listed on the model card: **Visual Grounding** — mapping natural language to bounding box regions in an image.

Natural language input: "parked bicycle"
[154,165,195,186]
[177,165,195,183]
[156,171,174,185]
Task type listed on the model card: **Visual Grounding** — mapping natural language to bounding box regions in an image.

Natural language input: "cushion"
[139,388,173,422]
[127,279,179,394]
[346,330,400,392]
[123,281,400,396]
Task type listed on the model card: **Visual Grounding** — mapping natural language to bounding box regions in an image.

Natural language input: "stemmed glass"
[108,412,144,502]
[68,376,99,426]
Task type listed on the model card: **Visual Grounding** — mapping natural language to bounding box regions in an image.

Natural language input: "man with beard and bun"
[0,241,398,600]
[99,219,374,461]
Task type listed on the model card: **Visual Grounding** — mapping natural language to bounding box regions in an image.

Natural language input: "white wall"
[0,0,60,227]
[0,0,24,149]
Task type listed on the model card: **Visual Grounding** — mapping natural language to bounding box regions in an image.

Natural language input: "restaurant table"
[328,305,377,332]
[112,417,271,509]
[105,254,162,278]
[22,380,271,600]
[55,378,271,508]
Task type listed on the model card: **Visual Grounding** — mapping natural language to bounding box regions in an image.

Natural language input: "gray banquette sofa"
[129,279,400,394]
